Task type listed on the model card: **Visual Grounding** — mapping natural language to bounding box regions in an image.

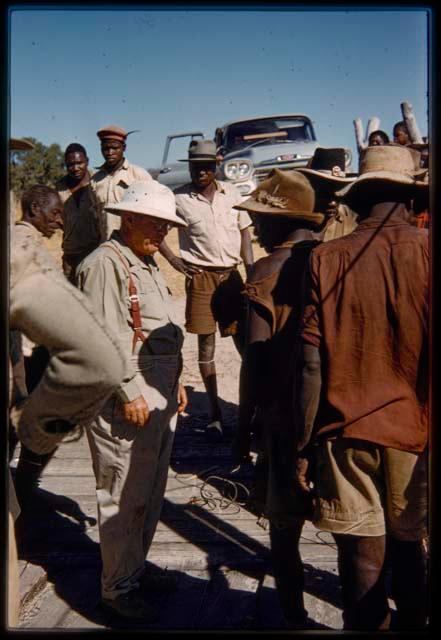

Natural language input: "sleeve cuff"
[115,378,142,404]
[301,332,321,348]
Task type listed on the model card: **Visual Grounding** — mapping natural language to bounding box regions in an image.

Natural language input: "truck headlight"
[223,160,253,181]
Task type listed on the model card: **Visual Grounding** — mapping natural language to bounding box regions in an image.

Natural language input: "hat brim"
[178,156,218,163]
[236,199,325,225]
[105,203,188,227]
[335,171,428,199]
[10,138,35,151]
[297,167,356,184]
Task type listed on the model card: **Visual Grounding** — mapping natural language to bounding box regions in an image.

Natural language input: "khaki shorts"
[185,266,244,335]
[313,437,428,540]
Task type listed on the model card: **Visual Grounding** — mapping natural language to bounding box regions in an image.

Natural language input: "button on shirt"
[174,180,252,268]
[56,175,100,255]
[301,212,429,453]
[77,232,184,403]
[91,159,152,241]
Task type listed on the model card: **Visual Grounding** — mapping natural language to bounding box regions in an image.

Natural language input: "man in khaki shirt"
[91,124,152,241]
[160,140,254,441]
[77,180,188,623]
[56,143,100,283]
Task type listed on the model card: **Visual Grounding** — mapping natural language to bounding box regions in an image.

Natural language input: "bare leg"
[269,520,308,628]
[198,333,222,423]
[333,534,391,630]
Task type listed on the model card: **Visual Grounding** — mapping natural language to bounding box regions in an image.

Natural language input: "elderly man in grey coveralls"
[9,175,127,626]
[77,180,188,622]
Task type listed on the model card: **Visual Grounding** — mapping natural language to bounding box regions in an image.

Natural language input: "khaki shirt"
[77,232,184,403]
[56,175,101,255]
[10,222,127,447]
[91,159,152,241]
[323,204,359,242]
[174,180,252,268]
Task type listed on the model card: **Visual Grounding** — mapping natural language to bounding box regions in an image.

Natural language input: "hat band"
[189,153,217,159]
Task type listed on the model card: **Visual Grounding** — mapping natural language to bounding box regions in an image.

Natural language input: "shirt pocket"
[185,213,206,237]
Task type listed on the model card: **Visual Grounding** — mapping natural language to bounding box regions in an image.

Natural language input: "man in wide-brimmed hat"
[77,181,188,622]
[159,139,254,442]
[91,124,152,241]
[297,144,429,630]
[234,168,325,628]
[297,147,359,241]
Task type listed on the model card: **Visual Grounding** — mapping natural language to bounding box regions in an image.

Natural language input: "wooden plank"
[194,566,263,629]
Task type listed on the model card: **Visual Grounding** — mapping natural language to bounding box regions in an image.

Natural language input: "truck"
[157,114,352,197]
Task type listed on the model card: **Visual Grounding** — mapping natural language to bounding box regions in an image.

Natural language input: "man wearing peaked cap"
[77,181,188,622]
[91,124,152,241]
[297,143,429,630]
[160,138,254,443]
[297,147,359,241]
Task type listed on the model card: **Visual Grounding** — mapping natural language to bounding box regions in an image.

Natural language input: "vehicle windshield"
[222,117,315,153]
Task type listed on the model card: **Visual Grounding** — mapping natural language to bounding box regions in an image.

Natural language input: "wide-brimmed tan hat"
[105,181,187,227]
[297,147,356,184]
[336,144,428,200]
[10,138,35,151]
[236,169,325,225]
[179,139,218,163]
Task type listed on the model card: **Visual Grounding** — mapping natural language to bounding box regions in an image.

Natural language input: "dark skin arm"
[295,342,322,492]
[240,227,254,279]
[233,258,273,463]
[159,240,202,277]
[234,303,270,463]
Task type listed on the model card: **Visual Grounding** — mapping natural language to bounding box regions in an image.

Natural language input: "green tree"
[10,137,65,197]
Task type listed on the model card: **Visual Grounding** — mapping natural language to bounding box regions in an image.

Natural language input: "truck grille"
[253,159,311,183]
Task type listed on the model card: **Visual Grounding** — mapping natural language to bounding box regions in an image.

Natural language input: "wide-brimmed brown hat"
[10,138,35,151]
[297,147,356,184]
[179,139,218,163]
[336,144,428,200]
[236,169,325,225]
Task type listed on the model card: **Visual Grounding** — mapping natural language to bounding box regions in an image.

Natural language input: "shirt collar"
[189,179,225,200]
[109,230,152,270]
[96,157,130,174]
[15,220,43,241]
[355,210,410,231]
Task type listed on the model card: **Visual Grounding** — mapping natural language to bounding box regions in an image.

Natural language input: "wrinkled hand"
[294,457,312,494]
[122,395,150,428]
[169,256,202,277]
[177,384,188,414]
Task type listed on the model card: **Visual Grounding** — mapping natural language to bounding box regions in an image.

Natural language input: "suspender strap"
[102,243,147,354]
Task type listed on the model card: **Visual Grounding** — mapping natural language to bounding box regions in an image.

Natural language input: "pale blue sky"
[9,6,429,170]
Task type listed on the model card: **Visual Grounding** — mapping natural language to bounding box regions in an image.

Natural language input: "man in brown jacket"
[296,144,429,630]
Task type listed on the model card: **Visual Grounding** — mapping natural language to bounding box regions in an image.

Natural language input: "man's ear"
[29,201,40,218]
[122,143,126,152]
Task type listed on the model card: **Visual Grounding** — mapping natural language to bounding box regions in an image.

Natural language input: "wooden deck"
[13,300,344,630]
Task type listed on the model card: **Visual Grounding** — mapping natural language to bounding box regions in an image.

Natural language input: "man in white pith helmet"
[77,180,188,622]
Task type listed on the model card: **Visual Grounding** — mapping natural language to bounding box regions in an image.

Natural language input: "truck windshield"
[223,117,315,153]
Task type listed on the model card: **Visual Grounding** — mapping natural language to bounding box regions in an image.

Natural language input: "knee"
[198,334,216,362]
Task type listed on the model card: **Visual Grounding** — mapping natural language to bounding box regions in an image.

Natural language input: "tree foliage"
[10,137,65,197]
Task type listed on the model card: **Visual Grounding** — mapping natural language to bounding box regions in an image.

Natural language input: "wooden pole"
[365,117,381,141]
[353,118,367,153]
[401,101,424,143]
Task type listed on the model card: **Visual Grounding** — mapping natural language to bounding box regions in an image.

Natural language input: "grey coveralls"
[9,221,127,625]
[77,231,184,600]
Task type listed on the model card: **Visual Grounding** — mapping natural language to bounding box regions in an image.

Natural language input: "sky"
[9,6,429,171]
